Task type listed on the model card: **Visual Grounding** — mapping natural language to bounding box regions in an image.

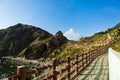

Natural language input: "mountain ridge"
[0,23,120,60]
[0,23,67,59]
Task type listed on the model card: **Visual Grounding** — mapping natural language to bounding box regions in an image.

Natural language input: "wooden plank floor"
[76,53,109,80]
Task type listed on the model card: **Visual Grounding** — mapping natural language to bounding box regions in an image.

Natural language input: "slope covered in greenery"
[0,23,120,60]
[50,23,120,59]
[108,23,120,52]
[0,23,67,59]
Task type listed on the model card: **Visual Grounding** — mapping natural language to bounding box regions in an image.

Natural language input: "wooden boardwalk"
[76,53,109,80]
[8,46,109,80]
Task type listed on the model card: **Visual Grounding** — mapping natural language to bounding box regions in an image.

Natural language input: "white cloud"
[64,28,80,41]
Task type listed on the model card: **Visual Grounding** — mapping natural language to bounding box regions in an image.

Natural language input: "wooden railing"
[8,45,109,80]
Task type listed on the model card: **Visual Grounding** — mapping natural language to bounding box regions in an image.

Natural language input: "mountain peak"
[13,23,33,28]
[0,23,68,59]
[55,31,63,37]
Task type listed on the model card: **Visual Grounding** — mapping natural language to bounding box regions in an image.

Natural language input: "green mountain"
[107,23,120,52]
[0,23,120,60]
[49,23,120,59]
[0,23,67,59]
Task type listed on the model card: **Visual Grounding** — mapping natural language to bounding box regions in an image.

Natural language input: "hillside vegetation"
[0,23,120,60]
[108,23,120,52]
[50,23,120,59]
[0,23,67,59]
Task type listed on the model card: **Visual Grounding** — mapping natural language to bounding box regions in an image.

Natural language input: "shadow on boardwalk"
[76,53,109,80]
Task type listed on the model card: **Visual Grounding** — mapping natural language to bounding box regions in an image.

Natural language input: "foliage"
[0,23,53,59]
[111,40,120,52]
[1,22,120,60]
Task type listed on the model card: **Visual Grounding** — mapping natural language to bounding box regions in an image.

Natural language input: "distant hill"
[107,23,120,52]
[0,23,67,59]
[0,23,120,60]
[49,23,120,59]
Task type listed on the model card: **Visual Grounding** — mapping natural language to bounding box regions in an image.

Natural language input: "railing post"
[101,48,103,54]
[96,49,98,57]
[89,51,91,63]
[17,66,26,80]
[98,49,100,56]
[66,56,70,80]
[52,58,57,80]
[82,53,84,67]
[94,50,96,59]
[85,53,87,65]
[92,50,94,60]
[98,49,101,56]
[75,54,78,75]
[88,51,90,64]
[91,50,94,61]
[90,51,92,62]
[91,50,93,61]
[101,48,104,54]
[94,50,96,57]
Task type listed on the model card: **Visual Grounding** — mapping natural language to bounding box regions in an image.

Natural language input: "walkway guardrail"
[8,45,109,80]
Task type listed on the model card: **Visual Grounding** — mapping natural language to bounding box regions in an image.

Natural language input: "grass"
[111,40,120,53]
[0,62,17,78]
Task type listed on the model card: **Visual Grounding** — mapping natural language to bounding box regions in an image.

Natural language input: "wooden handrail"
[8,44,109,80]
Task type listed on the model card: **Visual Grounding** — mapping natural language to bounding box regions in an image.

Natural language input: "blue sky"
[0,0,120,40]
